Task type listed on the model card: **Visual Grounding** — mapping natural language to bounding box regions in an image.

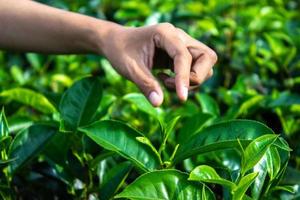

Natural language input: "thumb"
[130,63,163,107]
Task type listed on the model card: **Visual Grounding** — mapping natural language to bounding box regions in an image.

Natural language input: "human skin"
[0,0,217,107]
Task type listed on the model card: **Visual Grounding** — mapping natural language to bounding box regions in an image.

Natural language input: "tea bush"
[0,0,299,199]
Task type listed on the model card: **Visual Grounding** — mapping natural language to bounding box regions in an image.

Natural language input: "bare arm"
[0,0,114,54]
[0,0,217,107]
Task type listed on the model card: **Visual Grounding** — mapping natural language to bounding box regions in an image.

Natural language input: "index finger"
[153,24,192,101]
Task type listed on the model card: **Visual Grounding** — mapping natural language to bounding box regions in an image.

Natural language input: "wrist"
[89,19,123,56]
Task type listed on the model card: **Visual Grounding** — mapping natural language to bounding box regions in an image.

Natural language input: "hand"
[102,23,217,107]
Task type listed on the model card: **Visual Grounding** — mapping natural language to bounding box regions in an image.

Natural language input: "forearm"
[0,0,118,54]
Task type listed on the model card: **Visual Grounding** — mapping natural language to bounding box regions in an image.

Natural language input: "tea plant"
[0,76,297,199]
[0,0,300,199]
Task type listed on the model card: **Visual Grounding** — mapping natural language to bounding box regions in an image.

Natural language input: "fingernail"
[149,91,161,107]
[182,86,188,101]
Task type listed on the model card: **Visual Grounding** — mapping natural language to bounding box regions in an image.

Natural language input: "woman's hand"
[101,23,217,107]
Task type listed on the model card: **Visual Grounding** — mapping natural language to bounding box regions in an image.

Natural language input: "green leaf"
[115,169,215,200]
[8,124,57,173]
[0,88,56,114]
[26,53,42,70]
[271,185,295,193]
[268,91,300,108]
[43,132,70,165]
[59,76,102,131]
[100,161,132,200]
[241,134,278,174]
[0,136,11,154]
[79,120,161,172]
[136,136,162,164]
[233,172,258,200]
[177,112,212,143]
[159,116,181,154]
[273,137,292,152]
[0,107,9,137]
[195,93,220,116]
[237,95,264,117]
[173,120,274,164]
[265,146,281,181]
[189,165,236,189]
[163,116,181,143]
[123,93,163,121]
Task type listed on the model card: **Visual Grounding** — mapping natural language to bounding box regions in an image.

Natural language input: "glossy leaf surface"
[115,169,215,200]
[8,124,57,173]
[79,120,161,171]
[174,120,274,164]
[59,76,102,131]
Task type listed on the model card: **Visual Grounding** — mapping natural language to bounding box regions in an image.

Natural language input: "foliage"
[0,0,300,199]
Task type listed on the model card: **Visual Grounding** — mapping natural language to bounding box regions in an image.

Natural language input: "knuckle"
[208,69,214,77]
[194,76,205,85]
[139,78,156,91]
[206,48,218,63]
[155,23,175,34]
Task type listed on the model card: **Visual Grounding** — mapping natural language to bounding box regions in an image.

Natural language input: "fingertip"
[148,91,163,107]
[176,84,188,102]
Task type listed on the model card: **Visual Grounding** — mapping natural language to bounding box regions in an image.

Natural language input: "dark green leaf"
[173,120,274,164]
[59,76,102,131]
[100,161,132,200]
[79,120,161,172]
[8,124,57,173]
[177,112,212,143]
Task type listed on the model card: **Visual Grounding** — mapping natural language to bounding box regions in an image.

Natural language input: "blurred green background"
[0,0,300,199]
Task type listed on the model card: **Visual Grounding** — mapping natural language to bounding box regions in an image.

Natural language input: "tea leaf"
[0,88,56,114]
[173,120,274,164]
[233,172,258,200]
[59,76,102,131]
[189,165,236,189]
[115,169,215,200]
[8,124,57,173]
[79,120,161,172]
[241,134,278,175]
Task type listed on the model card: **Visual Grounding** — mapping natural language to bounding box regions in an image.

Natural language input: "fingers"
[129,60,164,107]
[153,23,192,102]
[176,28,218,86]
[188,46,217,86]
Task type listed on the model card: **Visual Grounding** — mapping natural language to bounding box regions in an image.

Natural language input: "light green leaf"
[195,93,220,116]
[159,116,181,154]
[237,95,264,117]
[8,124,57,173]
[123,93,163,121]
[271,185,295,193]
[59,76,102,131]
[0,107,9,137]
[189,165,236,189]
[115,169,215,200]
[79,120,161,172]
[173,120,274,164]
[233,172,258,200]
[265,146,281,181]
[0,88,56,114]
[241,134,278,174]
